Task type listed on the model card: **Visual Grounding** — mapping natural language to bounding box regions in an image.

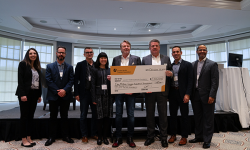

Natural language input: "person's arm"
[91,69,97,104]
[185,62,194,96]
[74,63,80,101]
[62,65,74,94]
[45,64,59,94]
[209,63,219,99]
[17,62,26,97]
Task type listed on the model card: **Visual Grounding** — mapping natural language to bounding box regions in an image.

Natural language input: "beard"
[57,55,65,61]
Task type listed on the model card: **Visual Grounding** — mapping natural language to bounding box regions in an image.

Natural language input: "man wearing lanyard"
[74,47,98,143]
[189,45,219,149]
[45,46,74,146]
[168,46,193,146]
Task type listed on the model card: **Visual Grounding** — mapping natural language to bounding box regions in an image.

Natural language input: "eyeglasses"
[198,49,207,52]
[85,52,93,54]
[57,52,66,54]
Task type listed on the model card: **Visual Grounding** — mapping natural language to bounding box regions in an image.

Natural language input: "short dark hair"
[57,46,66,52]
[172,46,182,52]
[23,48,41,71]
[120,40,131,48]
[95,52,109,69]
[84,47,93,53]
[197,45,207,51]
[149,39,160,47]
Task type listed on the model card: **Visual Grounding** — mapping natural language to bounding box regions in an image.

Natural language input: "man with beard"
[189,45,219,149]
[45,46,74,146]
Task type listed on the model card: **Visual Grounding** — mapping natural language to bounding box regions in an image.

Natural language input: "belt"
[171,86,179,90]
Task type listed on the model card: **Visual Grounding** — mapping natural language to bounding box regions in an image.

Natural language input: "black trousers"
[191,90,215,143]
[97,117,110,139]
[169,88,189,138]
[19,89,39,138]
[145,92,168,140]
[49,98,70,138]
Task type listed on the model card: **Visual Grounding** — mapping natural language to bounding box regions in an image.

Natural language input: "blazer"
[15,61,42,98]
[191,58,219,103]
[91,68,112,103]
[112,54,141,66]
[142,54,172,97]
[169,59,193,99]
[46,61,74,101]
[74,60,95,97]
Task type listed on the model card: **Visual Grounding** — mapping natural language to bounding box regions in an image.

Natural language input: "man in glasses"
[74,47,98,143]
[189,45,219,149]
[111,40,141,148]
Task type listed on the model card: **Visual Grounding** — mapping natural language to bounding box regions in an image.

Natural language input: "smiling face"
[56,48,66,61]
[172,47,182,61]
[120,42,131,56]
[197,45,207,60]
[29,50,37,62]
[99,57,107,66]
[149,42,160,57]
[84,48,94,60]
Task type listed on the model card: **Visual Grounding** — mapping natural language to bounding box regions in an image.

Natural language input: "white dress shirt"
[121,54,130,66]
[152,54,161,65]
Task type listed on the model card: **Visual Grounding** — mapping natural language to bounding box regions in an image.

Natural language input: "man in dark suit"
[45,46,74,146]
[168,46,193,146]
[74,47,98,143]
[189,45,219,149]
[112,40,141,148]
[142,39,172,148]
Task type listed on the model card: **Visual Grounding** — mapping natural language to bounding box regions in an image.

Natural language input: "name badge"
[88,75,91,81]
[102,84,107,90]
[197,75,199,80]
[174,76,178,81]
[60,72,63,78]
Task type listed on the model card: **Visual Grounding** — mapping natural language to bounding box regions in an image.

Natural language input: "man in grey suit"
[142,39,172,148]
[189,45,219,149]
[111,40,141,148]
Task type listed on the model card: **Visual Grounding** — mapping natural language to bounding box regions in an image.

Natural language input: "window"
[205,42,227,67]
[229,38,250,73]
[24,41,53,69]
[0,36,21,102]
[169,46,196,63]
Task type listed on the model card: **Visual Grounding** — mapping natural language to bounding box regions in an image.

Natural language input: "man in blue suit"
[74,47,97,143]
[45,46,74,146]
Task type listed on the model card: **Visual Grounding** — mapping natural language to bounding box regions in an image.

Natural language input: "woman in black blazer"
[15,48,42,147]
[91,52,113,145]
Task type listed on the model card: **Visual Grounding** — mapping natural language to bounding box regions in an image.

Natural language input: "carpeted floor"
[1,130,250,150]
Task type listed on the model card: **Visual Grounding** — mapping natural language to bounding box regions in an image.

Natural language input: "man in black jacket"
[168,46,193,146]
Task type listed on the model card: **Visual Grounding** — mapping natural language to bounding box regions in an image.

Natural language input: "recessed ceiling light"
[149,29,151,32]
[120,7,123,9]
[114,28,116,30]
[40,20,47,23]
[78,26,80,29]
[181,26,186,29]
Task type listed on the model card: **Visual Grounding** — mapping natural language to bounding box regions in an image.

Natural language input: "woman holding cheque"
[91,52,113,145]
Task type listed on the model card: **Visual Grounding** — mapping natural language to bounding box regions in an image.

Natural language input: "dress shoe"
[91,136,98,140]
[203,142,211,149]
[82,137,88,143]
[97,138,102,145]
[62,137,74,143]
[179,138,187,145]
[189,138,203,143]
[45,138,55,146]
[103,138,109,145]
[161,139,168,147]
[112,138,123,147]
[21,143,33,147]
[127,137,136,147]
[144,138,155,146]
[168,135,176,143]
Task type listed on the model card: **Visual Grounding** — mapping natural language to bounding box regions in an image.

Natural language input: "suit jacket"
[15,61,42,98]
[74,60,95,97]
[169,59,193,100]
[46,61,74,101]
[142,54,172,97]
[112,54,141,66]
[91,67,113,103]
[191,58,219,103]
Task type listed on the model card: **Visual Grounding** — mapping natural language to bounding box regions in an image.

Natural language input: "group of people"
[15,39,219,149]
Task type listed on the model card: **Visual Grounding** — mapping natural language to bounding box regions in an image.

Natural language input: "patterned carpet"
[1,130,250,150]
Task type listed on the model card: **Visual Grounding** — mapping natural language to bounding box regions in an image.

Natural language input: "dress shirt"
[172,59,182,87]
[152,54,161,65]
[57,62,64,79]
[121,54,130,66]
[196,57,207,87]
[85,61,94,90]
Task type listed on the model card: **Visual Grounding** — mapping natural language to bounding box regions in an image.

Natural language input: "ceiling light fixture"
[40,20,47,23]
[114,28,116,30]
[149,29,151,32]
[181,26,186,29]
[120,7,123,9]
[78,26,80,29]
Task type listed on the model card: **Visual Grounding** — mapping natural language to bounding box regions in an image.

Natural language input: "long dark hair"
[23,48,41,71]
[95,52,109,69]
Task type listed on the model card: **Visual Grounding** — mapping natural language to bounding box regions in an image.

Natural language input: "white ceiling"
[0,0,250,45]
